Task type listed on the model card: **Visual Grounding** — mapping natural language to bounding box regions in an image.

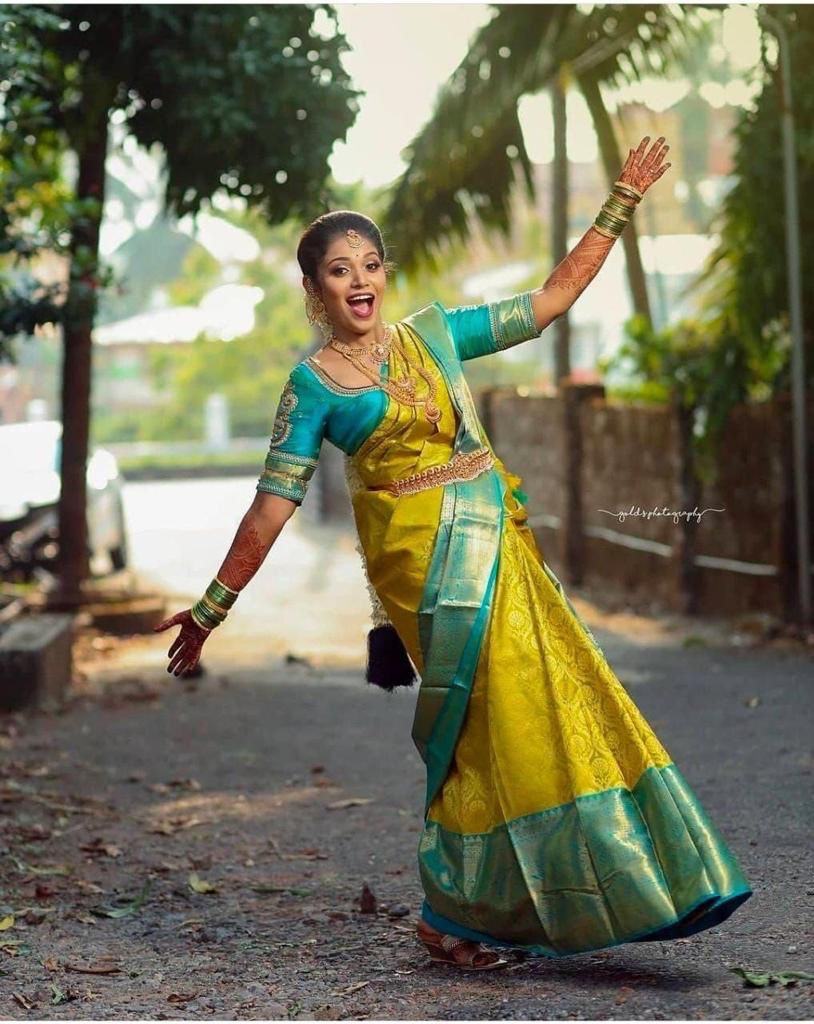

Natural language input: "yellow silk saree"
[258,294,752,957]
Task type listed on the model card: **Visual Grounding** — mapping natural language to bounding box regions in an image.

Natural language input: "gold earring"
[304,285,333,342]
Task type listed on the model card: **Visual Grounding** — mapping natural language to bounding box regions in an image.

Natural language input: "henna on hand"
[153,609,211,676]
[619,134,671,195]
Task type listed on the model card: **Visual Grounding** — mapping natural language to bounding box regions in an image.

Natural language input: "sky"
[328,3,764,188]
[329,4,492,187]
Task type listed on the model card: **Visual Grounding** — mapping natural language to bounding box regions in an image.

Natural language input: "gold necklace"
[328,325,394,372]
[329,325,442,426]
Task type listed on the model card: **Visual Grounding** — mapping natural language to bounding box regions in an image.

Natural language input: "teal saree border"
[402,304,506,816]
[418,763,752,957]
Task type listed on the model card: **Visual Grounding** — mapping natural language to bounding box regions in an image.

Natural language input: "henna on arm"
[536,227,614,311]
[216,512,275,592]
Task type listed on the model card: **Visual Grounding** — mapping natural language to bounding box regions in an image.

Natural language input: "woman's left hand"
[618,135,671,197]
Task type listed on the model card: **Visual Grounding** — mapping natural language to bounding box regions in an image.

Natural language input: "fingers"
[168,640,203,676]
[168,648,188,675]
[153,611,184,633]
[168,633,185,659]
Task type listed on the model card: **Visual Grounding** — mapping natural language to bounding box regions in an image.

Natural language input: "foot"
[416,918,508,970]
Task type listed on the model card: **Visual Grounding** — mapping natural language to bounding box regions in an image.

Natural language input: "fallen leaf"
[168,777,201,790]
[50,983,74,1005]
[325,798,375,810]
[0,940,25,954]
[12,991,35,1010]
[74,879,105,894]
[250,884,311,896]
[178,917,204,930]
[342,981,369,995]
[80,838,122,858]
[64,961,122,975]
[150,816,206,835]
[9,856,71,877]
[168,992,201,1004]
[730,967,814,987]
[188,872,218,894]
[91,878,152,919]
[0,914,14,930]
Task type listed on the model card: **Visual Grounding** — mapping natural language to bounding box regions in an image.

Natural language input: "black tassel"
[365,623,417,691]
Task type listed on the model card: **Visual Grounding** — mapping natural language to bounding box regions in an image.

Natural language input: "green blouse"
[256,291,538,506]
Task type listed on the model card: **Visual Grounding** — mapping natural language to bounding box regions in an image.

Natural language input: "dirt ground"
[1,604,812,1021]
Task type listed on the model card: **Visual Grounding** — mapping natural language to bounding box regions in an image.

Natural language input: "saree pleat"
[348,307,751,958]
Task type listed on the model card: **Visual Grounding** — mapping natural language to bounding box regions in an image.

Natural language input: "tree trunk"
[551,69,571,386]
[54,105,109,605]
[578,72,652,326]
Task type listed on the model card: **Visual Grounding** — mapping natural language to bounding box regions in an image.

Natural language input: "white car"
[0,419,128,573]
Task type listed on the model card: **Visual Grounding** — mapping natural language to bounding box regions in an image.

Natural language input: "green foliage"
[689,3,814,397]
[383,4,711,271]
[166,245,222,309]
[0,3,361,356]
[600,310,788,481]
[600,2,814,484]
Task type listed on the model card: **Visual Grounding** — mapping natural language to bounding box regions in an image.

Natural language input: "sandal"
[416,918,509,970]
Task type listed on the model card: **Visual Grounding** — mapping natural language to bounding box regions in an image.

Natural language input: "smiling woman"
[157,140,751,970]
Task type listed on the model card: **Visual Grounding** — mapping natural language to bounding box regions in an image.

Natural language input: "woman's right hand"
[153,609,212,676]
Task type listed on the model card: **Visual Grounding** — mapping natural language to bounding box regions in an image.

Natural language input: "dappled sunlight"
[136,785,338,831]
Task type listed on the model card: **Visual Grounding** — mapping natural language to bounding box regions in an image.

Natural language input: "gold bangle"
[609,191,637,210]
[604,195,636,218]
[592,221,620,239]
[596,210,628,233]
[614,179,643,201]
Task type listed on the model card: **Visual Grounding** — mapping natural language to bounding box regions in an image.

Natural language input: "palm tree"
[382,4,714,333]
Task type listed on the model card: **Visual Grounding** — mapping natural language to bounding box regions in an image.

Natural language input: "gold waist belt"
[367,445,494,497]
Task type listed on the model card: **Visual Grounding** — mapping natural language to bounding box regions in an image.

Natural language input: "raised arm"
[532,134,671,331]
[445,135,671,360]
[154,366,328,675]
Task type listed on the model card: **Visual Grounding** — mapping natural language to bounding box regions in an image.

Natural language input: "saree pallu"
[347,306,751,957]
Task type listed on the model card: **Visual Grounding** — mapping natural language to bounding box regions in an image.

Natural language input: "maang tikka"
[304,282,333,342]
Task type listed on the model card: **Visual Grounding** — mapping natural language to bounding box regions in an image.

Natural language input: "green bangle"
[190,603,218,630]
[208,579,238,609]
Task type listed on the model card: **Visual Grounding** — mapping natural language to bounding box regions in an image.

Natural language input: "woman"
[155,135,752,970]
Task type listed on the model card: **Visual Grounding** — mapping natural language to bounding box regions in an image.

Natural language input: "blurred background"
[1,2,811,658]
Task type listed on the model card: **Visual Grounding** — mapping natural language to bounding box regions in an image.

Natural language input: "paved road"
[3,607,812,1019]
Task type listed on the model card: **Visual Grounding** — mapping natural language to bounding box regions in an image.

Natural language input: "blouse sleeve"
[442,290,539,361]
[256,366,327,507]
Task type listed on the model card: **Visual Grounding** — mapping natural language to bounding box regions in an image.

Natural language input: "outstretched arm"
[154,493,296,676]
[154,366,327,676]
[530,134,672,333]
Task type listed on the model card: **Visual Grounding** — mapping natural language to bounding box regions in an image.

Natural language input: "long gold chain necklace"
[328,325,442,427]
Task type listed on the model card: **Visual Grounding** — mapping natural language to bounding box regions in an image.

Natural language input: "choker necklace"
[329,325,394,371]
[328,325,441,428]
